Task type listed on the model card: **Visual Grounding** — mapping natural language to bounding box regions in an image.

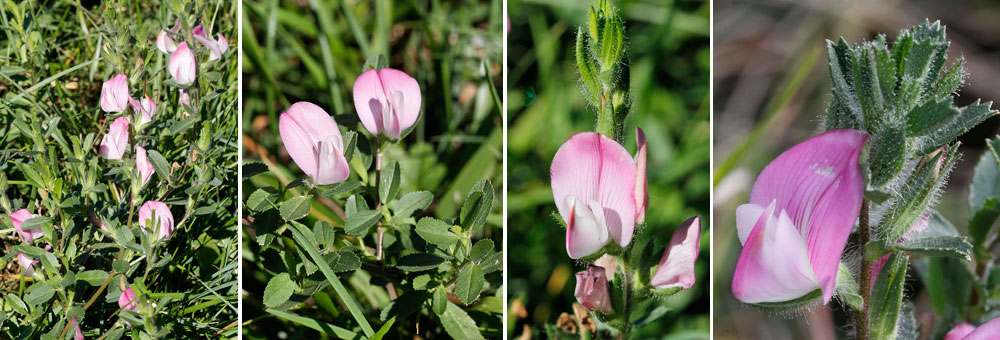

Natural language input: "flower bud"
[129,95,157,127]
[135,146,155,187]
[155,30,176,53]
[574,265,613,314]
[10,209,42,242]
[138,201,174,240]
[650,216,701,290]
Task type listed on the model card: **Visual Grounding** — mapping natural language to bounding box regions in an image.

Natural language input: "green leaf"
[396,253,445,272]
[344,209,381,237]
[894,236,972,260]
[432,287,447,315]
[379,160,400,204]
[263,273,297,307]
[279,196,311,221]
[345,194,369,216]
[5,295,27,315]
[266,309,358,339]
[835,262,864,311]
[454,263,485,304]
[879,144,959,242]
[924,256,973,316]
[313,221,336,249]
[393,191,433,218]
[869,125,907,189]
[969,198,1000,246]
[242,162,268,179]
[915,100,997,155]
[440,302,483,339]
[460,180,494,234]
[415,217,459,247]
[379,290,427,322]
[246,189,276,212]
[369,317,395,340]
[326,250,361,272]
[469,239,494,264]
[19,216,50,232]
[24,282,54,305]
[906,98,957,136]
[76,270,108,286]
[146,149,171,183]
[870,253,908,340]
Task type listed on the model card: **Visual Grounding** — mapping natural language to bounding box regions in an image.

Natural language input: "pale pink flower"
[155,30,176,53]
[352,68,422,139]
[278,102,350,185]
[128,95,156,126]
[650,216,701,290]
[168,42,196,86]
[100,74,129,113]
[574,265,613,314]
[10,209,42,242]
[947,317,1000,340]
[732,129,867,304]
[135,146,155,187]
[17,253,38,276]
[138,201,174,240]
[99,117,130,160]
[71,315,84,340]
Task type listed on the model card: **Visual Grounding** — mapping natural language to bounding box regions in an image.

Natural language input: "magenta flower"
[119,287,139,312]
[168,42,196,86]
[551,132,638,259]
[11,209,42,242]
[139,201,174,241]
[192,25,208,40]
[135,146,155,187]
[17,253,38,276]
[650,216,701,290]
[278,102,350,185]
[634,128,648,225]
[155,30,176,53]
[129,95,157,126]
[732,129,867,304]
[100,74,129,113]
[99,117,130,160]
[70,315,84,340]
[946,317,1000,340]
[352,68,422,139]
[575,265,613,314]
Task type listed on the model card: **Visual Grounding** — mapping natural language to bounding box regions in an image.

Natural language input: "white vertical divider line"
[707,0,714,338]
[501,0,509,338]
[236,0,244,336]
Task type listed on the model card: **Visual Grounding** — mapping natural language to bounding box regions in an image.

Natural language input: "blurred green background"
[240,0,503,338]
[506,0,710,338]
[712,1,1000,339]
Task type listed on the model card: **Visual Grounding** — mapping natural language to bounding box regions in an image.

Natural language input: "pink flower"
[71,315,84,340]
[191,26,228,61]
[168,42,196,86]
[575,265,613,314]
[352,68,422,139]
[732,129,867,304]
[100,74,129,113]
[99,117,130,160]
[947,317,1000,340]
[192,25,208,40]
[650,216,701,290]
[11,209,42,242]
[118,287,140,326]
[178,89,191,106]
[550,132,638,259]
[155,30,176,53]
[128,95,156,126]
[278,102,350,185]
[634,128,648,225]
[138,201,174,240]
[17,253,38,276]
[135,146,155,187]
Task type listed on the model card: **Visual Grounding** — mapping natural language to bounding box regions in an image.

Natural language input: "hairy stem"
[856,198,871,340]
[619,250,632,339]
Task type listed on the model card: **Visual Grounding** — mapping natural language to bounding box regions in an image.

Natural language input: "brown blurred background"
[713,0,1000,339]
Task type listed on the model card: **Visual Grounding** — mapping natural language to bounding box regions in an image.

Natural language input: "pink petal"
[193,33,223,61]
[99,117,130,160]
[71,315,84,340]
[650,216,701,290]
[963,317,1000,340]
[100,74,129,113]
[634,127,648,225]
[574,266,613,314]
[192,25,208,40]
[139,201,174,240]
[155,30,176,53]
[135,146,155,187]
[11,209,42,242]
[732,200,819,303]
[945,323,976,340]
[217,34,228,54]
[352,68,421,138]
[168,42,196,86]
[17,253,38,276]
[119,287,139,312]
[551,132,637,256]
[565,197,610,259]
[278,102,349,185]
[748,129,867,303]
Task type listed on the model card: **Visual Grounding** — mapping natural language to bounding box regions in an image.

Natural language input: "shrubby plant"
[730,20,1000,340]
[0,1,237,339]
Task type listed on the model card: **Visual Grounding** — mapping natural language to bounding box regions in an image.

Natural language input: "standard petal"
[136,146,155,186]
[17,253,37,276]
[156,30,176,53]
[278,102,344,181]
[650,216,701,290]
[139,201,174,240]
[749,129,867,303]
[565,197,610,259]
[732,201,819,304]
[217,34,229,54]
[634,127,648,224]
[551,132,637,249]
[735,203,764,245]
[377,68,421,133]
[963,317,1000,340]
[101,74,129,112]
[352,69,389,135]
[194,33,223,61]
[169,42,196,85]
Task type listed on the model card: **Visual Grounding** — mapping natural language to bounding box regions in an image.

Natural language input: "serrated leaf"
[24,282,54,305]
[480,252,503,274]
[969,199,1000,246]
[906,98,957,136]
[469,239,494,264]
[393,191,433,218]
[454,263,485,304]
[869,125,907,188]
[915,100,997,155]
[263,273,297,307]
[344,209,381,237]
[247,189,276,212]
[379,291,427,322]
[460,180,494,234]
[76,270,108,286]
[415,217,459,247]
[242,162,268,178]
[313,221,335,249]
[432,287,447,315]
[879,144,958,242]
[894,236,972,260]
[279,196,311,221]
[345,194,369,216]
[970,136,1000,215]
[326,250,361,272]
[413,275,432,290]
[396,253,444,272]
[870,253,908,340]
[379,160,400,204]
[440,302,483,339]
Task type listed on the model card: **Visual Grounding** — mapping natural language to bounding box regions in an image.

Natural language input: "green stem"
[619,250,632,339]
[856,198,871,340]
